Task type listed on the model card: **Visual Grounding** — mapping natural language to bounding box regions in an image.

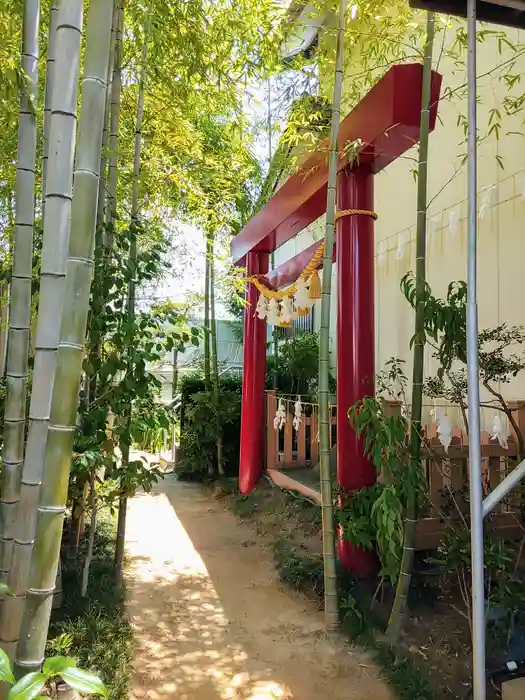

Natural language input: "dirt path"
[124,475,393,700]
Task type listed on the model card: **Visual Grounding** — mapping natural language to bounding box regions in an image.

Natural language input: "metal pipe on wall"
[466,0,486,697]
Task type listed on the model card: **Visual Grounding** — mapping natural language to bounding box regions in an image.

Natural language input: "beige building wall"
[273,20,525,431]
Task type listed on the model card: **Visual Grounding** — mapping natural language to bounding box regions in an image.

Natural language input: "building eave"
[280,0,329,60]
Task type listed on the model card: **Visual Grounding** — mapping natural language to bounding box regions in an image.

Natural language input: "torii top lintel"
[231,63,442,266]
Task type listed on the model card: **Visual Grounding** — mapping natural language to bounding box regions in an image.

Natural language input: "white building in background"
[150,318,243,402]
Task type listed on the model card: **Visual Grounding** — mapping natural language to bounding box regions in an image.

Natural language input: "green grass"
[48,514,133,699]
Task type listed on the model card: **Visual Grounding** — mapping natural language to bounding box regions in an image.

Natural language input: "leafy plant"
[178,373,243,481]
[430,527,525,648]
[402,272,525,455]
[0,648,107,699]
[50,514,133,699]
[266,332,335,396]
[339,593,365,635]
[344,359,426,585]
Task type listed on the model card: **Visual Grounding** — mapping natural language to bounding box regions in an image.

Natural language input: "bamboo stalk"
[88,4,118,416]
[209,233,224,477]
[14,0,114,674]
[106,0,125,236]
[97,3,118,229]
[2,0,84,657]
[0,282,10,379]
[41,1,59,216]
[130,31,147,224]
[115,22,148,581]
[318,0,347,632]
[204,236,211,390]
[386,13,435,643]
[81,472,97,597]
[0,0,40,593]
[268,79,278,390]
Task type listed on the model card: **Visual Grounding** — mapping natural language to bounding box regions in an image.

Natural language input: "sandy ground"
[124,475,392,700]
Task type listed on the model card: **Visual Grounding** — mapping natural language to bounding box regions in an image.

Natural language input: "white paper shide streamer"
[479,185,496,220]
[255,294,268,319]
[395,230,406,260]
[293,396,303,430]
[448,207,460,237]
[490,413,509,449]
[428,215,439,241]
[378,240,386,266]
[437,413,452,453]
[294,278,310,308]
[273,399,286,431]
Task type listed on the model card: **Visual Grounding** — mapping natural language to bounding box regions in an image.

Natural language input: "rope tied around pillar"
[244,208,377,326]
[335,208,378,221]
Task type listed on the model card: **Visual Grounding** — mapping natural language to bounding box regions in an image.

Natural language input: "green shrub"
[178,373,242,480]
[266,332,335,396]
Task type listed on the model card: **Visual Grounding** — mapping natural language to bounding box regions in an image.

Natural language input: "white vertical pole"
[466,0,486,697]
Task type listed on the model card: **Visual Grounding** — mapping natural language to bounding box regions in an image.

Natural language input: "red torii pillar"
[336,166,376,574]
[239,251,269,494]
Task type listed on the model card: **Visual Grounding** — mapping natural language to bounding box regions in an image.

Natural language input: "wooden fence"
[265,391,525,549]
[265,391,336,470]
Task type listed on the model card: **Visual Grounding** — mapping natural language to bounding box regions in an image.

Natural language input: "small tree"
[402,273,525,457]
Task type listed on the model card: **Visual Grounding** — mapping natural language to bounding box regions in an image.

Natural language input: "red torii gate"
[232,63,442,575]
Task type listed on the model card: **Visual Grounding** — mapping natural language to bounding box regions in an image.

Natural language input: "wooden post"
[508,401,525,452]
[266,391,277,471]
[297,417,306,465]
[284,401,293,466]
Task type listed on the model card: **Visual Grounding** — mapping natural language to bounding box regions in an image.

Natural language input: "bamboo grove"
[0,0,281,674]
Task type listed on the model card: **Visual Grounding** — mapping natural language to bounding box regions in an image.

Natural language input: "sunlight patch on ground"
[126,490,292,700]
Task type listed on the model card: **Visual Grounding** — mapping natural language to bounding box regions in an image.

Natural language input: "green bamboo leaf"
[60,667,107,697]
[7,673,46,700]
[0,648,15,684]
[42,657,76,677]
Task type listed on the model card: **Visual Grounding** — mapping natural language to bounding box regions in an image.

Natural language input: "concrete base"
[502,676,525,700]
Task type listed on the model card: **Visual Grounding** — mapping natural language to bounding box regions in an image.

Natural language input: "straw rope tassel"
[246,209,377,301]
